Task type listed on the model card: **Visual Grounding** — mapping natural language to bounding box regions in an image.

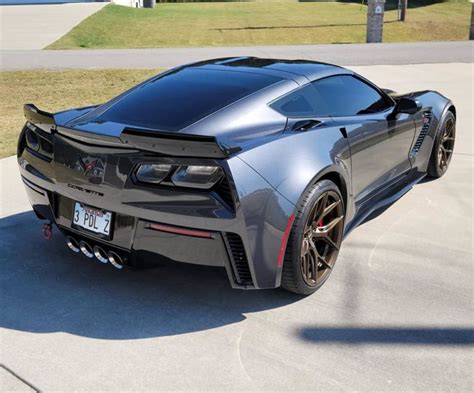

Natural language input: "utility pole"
[470,0,474,40]
[143,0,156,7]
[366,0,385,43]
[399,0,407,22]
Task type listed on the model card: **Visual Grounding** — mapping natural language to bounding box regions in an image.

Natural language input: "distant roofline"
[183,56,351,83]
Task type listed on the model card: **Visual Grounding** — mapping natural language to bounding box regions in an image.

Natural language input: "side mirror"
[397,97,422,114]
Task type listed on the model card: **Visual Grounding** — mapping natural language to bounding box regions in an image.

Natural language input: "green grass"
[0,69,162,158]
[47,2,470,49]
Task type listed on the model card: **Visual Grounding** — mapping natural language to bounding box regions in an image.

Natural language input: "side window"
[270,84,330,118]
[311,75,392,117]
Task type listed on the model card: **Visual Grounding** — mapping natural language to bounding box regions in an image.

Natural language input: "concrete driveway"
[0,3,106,50]
[0,63,473,391]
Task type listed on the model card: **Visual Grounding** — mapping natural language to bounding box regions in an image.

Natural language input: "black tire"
[427,111,456,178]
[281,179,345,295]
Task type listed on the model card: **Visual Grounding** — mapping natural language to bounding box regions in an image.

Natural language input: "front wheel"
[427,111,456,178]
[281,180,345,295]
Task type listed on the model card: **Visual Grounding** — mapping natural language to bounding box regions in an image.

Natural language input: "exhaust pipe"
[93,246,109,264]
[108,251,124,270]
[79,240,94,258]
[66,237,80,253]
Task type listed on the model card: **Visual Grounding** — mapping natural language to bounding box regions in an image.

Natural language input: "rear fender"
[229,126,352,288]
[227,156,296,289]
[236,124,353,229]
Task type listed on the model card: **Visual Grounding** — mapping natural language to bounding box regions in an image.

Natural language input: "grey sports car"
[18,57,456,295]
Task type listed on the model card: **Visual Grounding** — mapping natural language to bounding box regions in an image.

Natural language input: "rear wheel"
[427,111,455,178]
[282,180,345,295]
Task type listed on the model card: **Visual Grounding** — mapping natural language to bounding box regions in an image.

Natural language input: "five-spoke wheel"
[428,111,456,178]
[282,179,345,295]
[281,111,456,296]
[300,190,344,287]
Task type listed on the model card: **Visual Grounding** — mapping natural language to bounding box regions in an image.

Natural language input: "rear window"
[97,68,282,131]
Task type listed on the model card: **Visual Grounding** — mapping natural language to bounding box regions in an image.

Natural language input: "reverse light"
[171,165,223,189]
[136,164,172,184]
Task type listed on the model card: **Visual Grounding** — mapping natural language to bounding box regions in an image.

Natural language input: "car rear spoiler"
[25,103,240,158]
[24,103,56,132]
[120,128,240,158]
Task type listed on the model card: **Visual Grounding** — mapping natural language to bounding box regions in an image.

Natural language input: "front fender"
[395,90,454,173]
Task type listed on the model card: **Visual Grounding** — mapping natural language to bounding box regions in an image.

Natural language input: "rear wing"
[24,103,240,158]
[120,128,238,158]
[24,104,56,132]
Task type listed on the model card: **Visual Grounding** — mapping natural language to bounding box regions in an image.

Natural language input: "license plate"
[72,202,112,236]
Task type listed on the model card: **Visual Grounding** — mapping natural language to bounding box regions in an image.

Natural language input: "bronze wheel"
[282,179,345,295]
[300,190,344,287]
[428,111,456,178]
[437,117,455,173]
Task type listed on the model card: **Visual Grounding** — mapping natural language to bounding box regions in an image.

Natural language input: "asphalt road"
[1,41,473,70]
[0,63,473,392]
[0,3,106,51]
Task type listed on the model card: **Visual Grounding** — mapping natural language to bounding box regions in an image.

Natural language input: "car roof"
[65,57,354,139]
[184,56,352,83]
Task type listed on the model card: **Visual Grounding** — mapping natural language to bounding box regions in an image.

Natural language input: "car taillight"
[19,123,54,161]
[135,164,223,190]
[171,165,223,189]
[25,128,40,151]
[135,164,172,184]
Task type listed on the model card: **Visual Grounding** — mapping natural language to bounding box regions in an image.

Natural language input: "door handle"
[292,119,321,132]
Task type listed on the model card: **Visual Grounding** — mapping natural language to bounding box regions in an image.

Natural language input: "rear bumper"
[21,173,254,288]
[18,125,296,290]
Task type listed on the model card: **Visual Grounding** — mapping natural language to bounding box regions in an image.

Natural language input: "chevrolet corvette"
[17,57,456,295]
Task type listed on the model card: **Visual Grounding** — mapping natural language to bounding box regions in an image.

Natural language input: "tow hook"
[42,222,53,240]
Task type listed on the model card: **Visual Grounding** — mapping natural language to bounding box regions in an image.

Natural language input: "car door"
[311,75,416,204]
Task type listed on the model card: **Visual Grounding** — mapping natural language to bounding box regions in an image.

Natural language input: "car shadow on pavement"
[0,211,301,340]
[297,327,474,346]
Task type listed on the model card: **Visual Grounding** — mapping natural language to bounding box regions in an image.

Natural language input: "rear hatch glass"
[92,68,282,132]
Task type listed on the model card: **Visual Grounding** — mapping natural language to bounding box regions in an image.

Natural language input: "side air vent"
[214,177,234,210]
[224,233,253,286]
[412,111,433,154]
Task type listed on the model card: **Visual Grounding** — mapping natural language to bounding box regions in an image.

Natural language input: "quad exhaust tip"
[79,240,94,258]
[108,251,124,270]
[66,237,125,269]
[93,246,109,264]
[66,236,80,253]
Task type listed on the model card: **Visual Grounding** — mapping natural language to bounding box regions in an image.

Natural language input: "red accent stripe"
[277,213,295,267]
[148,223,214,239]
